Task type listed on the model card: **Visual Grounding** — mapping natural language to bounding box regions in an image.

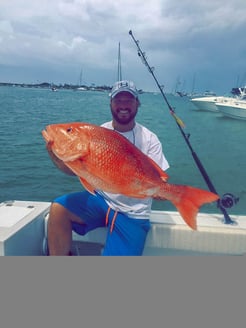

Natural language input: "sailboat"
[76,68,87,91]
[117,42,143,93]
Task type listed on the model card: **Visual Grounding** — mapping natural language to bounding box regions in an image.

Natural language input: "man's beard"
[111,108,138,125]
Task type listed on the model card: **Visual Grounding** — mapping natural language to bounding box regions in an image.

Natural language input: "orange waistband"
[105,207,118,233]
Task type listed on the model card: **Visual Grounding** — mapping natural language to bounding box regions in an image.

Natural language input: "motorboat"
[190,96,226,112]
[1,200,245,256]
[215,98,246,120]
[190,86,246,112]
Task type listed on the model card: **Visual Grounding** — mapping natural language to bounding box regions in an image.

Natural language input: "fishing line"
[129,30,239,225]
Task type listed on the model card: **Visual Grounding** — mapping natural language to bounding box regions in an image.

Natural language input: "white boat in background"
[76,68,88,91]
[76,86,88,91]
[190,86,246,112]
[1,200,245,256]
[215,98,246,120]
[190,96,226,112]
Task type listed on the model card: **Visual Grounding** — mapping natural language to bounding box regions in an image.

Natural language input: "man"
[46,80,169,255]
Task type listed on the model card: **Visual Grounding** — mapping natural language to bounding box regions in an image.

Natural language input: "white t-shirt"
[98,121,169,219]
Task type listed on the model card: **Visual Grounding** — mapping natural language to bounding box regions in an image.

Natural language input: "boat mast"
[117,42,122,81]
[79,69,83,86]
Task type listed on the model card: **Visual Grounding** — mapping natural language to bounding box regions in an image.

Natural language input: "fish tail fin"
[163,185,219,230]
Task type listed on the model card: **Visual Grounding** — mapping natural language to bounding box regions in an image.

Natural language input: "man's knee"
[49,202,84,225]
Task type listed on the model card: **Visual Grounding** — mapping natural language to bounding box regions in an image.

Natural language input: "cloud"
[0,0,245,92]
[0,20,14,34]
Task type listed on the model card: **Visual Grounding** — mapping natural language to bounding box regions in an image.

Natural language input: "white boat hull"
[215,99,246,120]
[1,200,246,256]
[190,96,225,112]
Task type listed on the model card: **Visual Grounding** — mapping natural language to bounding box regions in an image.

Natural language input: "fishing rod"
[129,30,239,225]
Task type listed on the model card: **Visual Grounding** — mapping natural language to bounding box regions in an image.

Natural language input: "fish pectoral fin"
[78,177,96,195]
[147,157,169,182]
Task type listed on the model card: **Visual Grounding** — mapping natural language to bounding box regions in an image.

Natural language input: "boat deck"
[69,210,246,256]
[1,200,246,256]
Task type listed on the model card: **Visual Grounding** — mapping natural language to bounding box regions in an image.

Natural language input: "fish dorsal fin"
[79,177,96,195]
[147,157,169,182]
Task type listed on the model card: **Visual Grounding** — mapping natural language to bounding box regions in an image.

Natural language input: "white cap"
[110,80,138,98]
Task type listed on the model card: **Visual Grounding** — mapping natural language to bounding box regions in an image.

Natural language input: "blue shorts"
[53,191,151,256]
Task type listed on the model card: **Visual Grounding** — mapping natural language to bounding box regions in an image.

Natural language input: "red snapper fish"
[42,122,219,230]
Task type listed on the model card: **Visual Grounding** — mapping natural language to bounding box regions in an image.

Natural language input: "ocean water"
[0,86,245,218]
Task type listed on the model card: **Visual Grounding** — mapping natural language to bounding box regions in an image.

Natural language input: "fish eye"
[67,127,73,133]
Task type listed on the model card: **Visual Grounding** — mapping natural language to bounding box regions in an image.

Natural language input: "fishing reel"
[219,193,239,209]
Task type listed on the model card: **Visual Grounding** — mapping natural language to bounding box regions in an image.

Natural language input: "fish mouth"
[42,125,57,143]
[42,129,52,143]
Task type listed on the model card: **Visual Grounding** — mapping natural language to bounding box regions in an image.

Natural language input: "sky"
[0,0,246,93]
